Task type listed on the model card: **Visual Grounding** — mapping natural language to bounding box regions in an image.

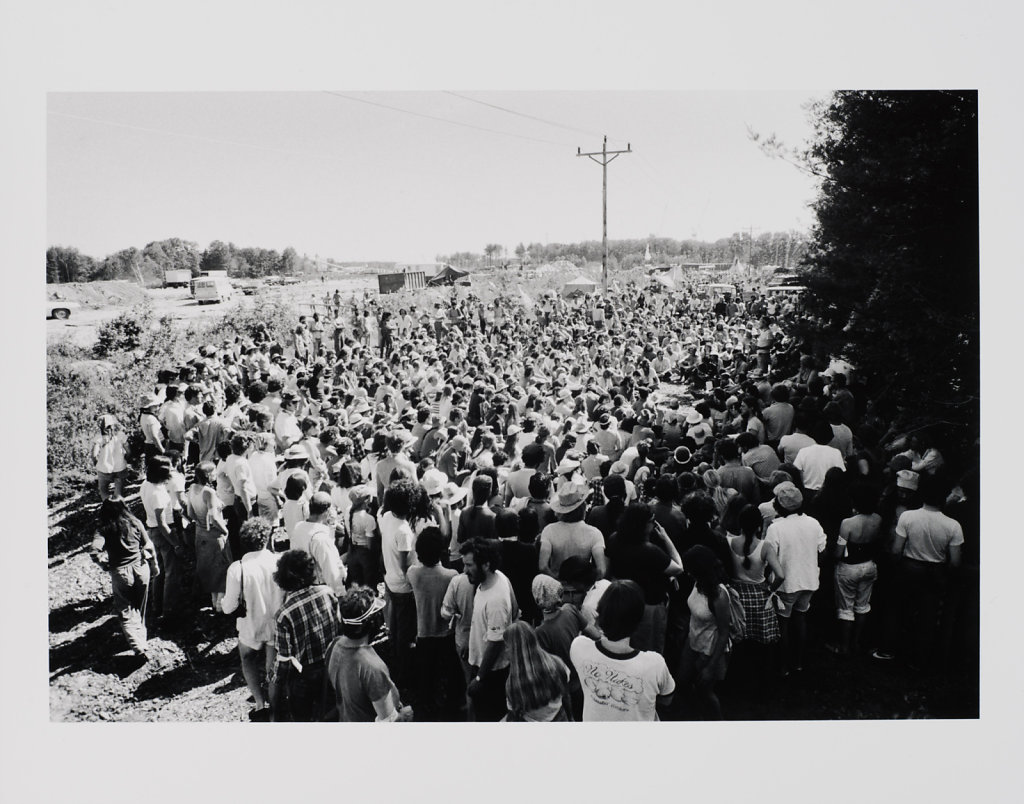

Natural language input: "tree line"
[437,231,810,271]
[46,239,318,285]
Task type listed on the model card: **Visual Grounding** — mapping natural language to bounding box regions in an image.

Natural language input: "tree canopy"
[797,90,979,437]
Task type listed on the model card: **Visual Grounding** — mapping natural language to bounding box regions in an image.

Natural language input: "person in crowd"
[345,485,379,588]
[462,538,519,722]
[727,504,784,683]
[290,491,347,595]
[222,518,284,722]
[762,481,827,675]
[459,474,498,542]
[185,461,232,612]
[408,527,462,721]
[495,508,540,625]
[90,499,157,664]
[678,545,733,720]
[140,455,185,628]
[502,621,573,722]
[605,502,684,655]
[538,480,607,579]
[271,550,340,722]
[378,477,419,697]
[92,414,128,501]
[325,587,411,722]
[892,474,963,670]
[829,483,883,657]
[569,579,675,721]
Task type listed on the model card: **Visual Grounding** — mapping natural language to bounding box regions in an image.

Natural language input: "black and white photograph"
[3,2,1018,802]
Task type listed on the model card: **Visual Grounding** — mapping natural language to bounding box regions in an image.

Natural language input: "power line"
[444,91,627,143]
[322,91,570,147]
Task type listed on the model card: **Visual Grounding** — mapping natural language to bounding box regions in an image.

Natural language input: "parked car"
[46,299,81,319]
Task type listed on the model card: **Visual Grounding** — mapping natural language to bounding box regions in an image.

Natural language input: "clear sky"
[47,91,824,264]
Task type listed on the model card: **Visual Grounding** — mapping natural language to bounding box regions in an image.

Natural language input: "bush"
[94,305,153,358]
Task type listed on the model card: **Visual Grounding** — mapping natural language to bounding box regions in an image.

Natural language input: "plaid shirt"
[275,585,340,672]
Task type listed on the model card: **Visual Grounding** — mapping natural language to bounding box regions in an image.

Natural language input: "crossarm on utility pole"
[577,135,632,295]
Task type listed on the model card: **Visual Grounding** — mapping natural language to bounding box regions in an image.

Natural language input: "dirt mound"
[47,281,151,310]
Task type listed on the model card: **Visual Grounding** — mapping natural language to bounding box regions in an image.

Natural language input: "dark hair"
[681,491,716,525]
[654,474,677,504]
[284,473,308,501]
[494,509,520,540]
[737,504,763,570]
[385,477,419,519]
[682,544,725,606]
[517,507,540,543]
[239,517,274,553]
[470,474,493,506]
[735,432,758,451]
[460,537,502,573]
[414,526,445,566]
[616,502,654,545]
[145,455,172,484]
[717,439,739,461]
[596,580,646,641]
[528,472,551,500]
[273,550,317,592]
[849,482,879,515]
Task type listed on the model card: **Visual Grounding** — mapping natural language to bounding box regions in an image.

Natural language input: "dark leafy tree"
[797,90,979,437]
[46,246,96,284]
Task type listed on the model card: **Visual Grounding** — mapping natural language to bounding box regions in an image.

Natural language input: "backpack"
[725,585,746,643]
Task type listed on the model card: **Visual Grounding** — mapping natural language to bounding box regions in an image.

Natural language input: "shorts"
[775,589,813,618]
[834,561,877,621]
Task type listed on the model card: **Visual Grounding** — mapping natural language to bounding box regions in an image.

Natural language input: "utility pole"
[578,135,631,294]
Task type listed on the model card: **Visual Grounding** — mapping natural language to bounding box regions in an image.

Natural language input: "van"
[194,277,234,304]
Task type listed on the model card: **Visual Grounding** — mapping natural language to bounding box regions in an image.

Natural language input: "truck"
[163,269,193,288]
[377,270,426,294]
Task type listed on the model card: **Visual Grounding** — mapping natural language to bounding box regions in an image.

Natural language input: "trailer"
[163,269,193,288]
[377,270,426,294]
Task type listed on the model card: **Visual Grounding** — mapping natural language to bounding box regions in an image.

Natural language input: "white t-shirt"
[291,521,347,594]
[467,571,516,670]
[222,549,285,648]
[763,513,827,593]
[569,636,675,722]
[793,443,846,490]
[896,507,964,563]
[140,481,172,529]
[378,511,416,594]
[248,451,278,494]
[778,432,815,464]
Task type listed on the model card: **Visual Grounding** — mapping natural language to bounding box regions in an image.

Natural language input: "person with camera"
[222,518,285,722]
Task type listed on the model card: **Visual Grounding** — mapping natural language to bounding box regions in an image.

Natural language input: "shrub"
[93,305,153,358]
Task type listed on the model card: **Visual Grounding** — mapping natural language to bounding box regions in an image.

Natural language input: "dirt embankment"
[47,280,152,310]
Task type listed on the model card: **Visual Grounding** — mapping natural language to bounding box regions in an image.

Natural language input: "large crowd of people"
[86,274,977,721]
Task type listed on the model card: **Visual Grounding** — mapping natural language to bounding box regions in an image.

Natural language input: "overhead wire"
[322,91,572,148]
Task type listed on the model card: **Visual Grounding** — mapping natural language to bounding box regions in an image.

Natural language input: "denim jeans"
[413,634,465,721]
[148,528,183,617]
[110,561,150,653]
[834,561,878,621]
[385,588,417,695]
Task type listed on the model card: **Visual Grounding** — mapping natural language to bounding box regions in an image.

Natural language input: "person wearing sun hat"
[538,481,607,580]
[762,480,827,675]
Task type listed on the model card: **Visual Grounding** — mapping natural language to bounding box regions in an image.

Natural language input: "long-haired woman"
[91,499,157,660]
[679,544,733,720]
[186,461,233,612]
[503,621,572,722]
